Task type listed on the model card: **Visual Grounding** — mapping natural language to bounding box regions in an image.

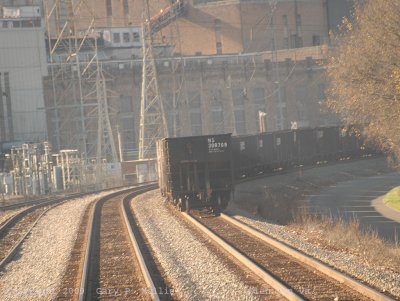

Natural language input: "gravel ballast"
[0,191,115,301]
[0,208,27,226]
[226,203,400,298]
[132,191,271,301]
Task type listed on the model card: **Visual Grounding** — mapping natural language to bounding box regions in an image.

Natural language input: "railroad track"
[73,184,172,301]
[0,186,138,272]
[183,210,395,301]
[0,195,76,269]
[0,193,79,211]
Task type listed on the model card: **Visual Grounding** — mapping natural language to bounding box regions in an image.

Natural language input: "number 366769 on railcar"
[156,134,234,212]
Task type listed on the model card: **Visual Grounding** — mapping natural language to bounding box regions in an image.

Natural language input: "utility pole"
[270,0,284,130]
[294,0,300,48]
[139,0,168,159]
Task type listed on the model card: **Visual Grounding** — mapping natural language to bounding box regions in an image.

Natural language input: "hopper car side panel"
[157,134,233,211]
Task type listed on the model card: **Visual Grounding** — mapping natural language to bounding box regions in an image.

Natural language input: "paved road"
[308,172,400,242]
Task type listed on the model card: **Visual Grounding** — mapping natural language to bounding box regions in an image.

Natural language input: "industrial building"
[0,3,47,142]
[0,0,354,192]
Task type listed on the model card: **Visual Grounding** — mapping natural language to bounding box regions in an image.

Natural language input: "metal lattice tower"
[139,0,168,159]
[165,3,190,137]
[93,66,119,164]
[44,0,119,165]
[44,0,87,157]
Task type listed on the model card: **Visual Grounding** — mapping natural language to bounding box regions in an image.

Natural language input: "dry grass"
[291,209,400,272]
[384,186,400,211]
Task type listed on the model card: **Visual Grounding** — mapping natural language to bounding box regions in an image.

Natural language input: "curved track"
[184,210,395,301]
[0,196,76,269]
[0,194,78,211]
[78,185,171,301]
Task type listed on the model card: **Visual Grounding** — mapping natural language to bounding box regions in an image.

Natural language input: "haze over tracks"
[0,191,117,301]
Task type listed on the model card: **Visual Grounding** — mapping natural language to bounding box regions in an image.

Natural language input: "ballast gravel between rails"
[0,199,69,270]
[220,213,395,301]
[0,194,75,211]
[78,184,158,301]
[0,182,157,212]
[181,212,304,301]
[0,199,62,237]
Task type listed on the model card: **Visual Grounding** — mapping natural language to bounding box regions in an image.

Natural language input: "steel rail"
[0,182,158,211]
[181,212,304,301]
[121,189,160,301]
[220,213,394,301]
[0,195,78,237]
[0,198,70,269]
[78,184,158,301]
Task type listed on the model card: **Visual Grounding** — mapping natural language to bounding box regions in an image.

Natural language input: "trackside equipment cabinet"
[157,134,234,212]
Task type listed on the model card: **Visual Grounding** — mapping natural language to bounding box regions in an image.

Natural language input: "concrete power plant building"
[0,4,47,142]
[0,0,354,162]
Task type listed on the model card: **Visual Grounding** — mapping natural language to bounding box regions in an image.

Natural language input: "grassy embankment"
[291,209,400,271]
[384,186,400,212]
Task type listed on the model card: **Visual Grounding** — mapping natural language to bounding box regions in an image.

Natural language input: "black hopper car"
[232,125,373,178]
[157,125,374,212]
[157,134,234,212]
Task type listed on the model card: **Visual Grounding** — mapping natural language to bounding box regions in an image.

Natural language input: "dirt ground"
[233,156,394,224]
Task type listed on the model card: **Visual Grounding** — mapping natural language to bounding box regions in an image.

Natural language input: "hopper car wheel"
[178,198,184,212]
[185,198,190,213]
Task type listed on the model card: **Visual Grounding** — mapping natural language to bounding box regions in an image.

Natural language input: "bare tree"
[326,1,400,159]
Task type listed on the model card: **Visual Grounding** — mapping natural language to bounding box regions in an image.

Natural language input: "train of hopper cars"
[157,125,374,212]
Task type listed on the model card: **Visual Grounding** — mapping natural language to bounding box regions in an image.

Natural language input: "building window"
[123,0,129,16]
[296,14,301,27]
[216,42,222,54]
[123,32,130,43]
[212,108,224,134]
[282,15,288,26]
[133,32,140,42]
[113,32,120,43]
[283,37,289,49]
[233,88,246,106]
[214,19,222,54]
[297,36,303,48]
[190,112,202,135]
[21,20,34,27]
[121,117,135,151]
[189,92,201,109]
[290,34,297,48]
[215,18,221,30]
[253,88,265,105]
[210,89,222,107]
[106,0,112,17]
[312,35,321,46]
[234,110,246,135]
